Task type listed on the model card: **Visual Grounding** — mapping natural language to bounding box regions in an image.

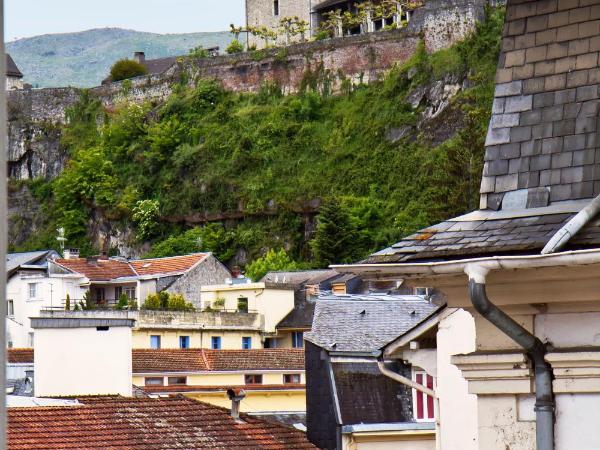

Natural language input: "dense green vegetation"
[13,8,504,269]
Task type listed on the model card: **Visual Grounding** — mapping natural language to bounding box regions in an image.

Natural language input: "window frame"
[6,299,14,317]
[27,283,37,300]
[244,374,263,384]
[273,0,279,16]
[237,296,249,313]
[145,377,164,386]
[179,335,190,349]
[283,373,301,384]
[291,331,304,348]
[150,335,161,349]
[167,376,187,386]
[412,369,436,422]
[242,336,252,350]
[211,336,222,350]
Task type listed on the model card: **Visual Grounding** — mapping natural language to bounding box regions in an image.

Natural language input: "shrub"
[109,59,148,82]
[245,249,298,281]
[189,46,209,58]
[167,294,195,312]
[65,294,71,311]
[142,292,195,311]
[226,40,245,54]
[116,293,129,310]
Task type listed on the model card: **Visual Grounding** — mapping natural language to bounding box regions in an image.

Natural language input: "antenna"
[56,227,67,253]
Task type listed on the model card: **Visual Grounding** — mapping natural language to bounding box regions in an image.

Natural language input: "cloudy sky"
[6,0,246,41]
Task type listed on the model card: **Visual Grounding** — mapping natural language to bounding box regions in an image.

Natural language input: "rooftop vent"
[63,248,80,260]
[133,51,145,64]
[226,388,246,421]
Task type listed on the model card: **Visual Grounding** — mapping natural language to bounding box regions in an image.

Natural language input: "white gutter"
[332,248,600,279]
[542,194,600,254]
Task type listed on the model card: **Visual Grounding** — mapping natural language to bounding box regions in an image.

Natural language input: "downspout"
[464,264,554,450]
[377,360,441,450]
[542,193,600,254]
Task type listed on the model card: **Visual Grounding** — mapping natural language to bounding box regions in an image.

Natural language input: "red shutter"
[426,375,435,419]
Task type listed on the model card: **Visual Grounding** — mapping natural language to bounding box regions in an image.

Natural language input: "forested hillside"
[7,28,232,88]
[11,8,504,270]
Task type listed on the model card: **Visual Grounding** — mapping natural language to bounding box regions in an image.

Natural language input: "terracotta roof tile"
[53,253,208,281]
[53,258,135,281]
[7,348,33,364]
[8,396,316,449]
[133,349,305,374]
[131,253,208,276]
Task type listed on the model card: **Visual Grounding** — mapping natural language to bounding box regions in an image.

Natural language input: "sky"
[5,0,246,41]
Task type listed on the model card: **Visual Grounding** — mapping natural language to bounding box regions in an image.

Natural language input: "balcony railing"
[41,298,138,312]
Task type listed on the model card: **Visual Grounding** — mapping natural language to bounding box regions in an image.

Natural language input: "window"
[150,335,161,349]
[28,332,34,347]
[264,338,277,348]
[28,283,37,300]
[291,331,304,348]
[211,336,221,350]
[242,336,252,349]
[7,299,14,317]
[413,370,435,421]
[179,336,190,349]
[168,376,187,385]
[245,374,263,384]
[95,288,105,302]
[145,377,164,386]
[125,287,136,299]
[237,297,249,313]
[273,0,279,16]
[115,286,123,299]
[284,374,301,384]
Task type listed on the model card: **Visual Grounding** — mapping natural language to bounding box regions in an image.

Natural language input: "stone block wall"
[481,0,600,210]
[246,0,312,48]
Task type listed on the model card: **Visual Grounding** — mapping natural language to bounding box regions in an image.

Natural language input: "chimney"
[63,248,79,260]
[133,51,145,64]
[99,251,109,260]
[86,256,99,266]
[226,388,246,421]
[231,266,242,279]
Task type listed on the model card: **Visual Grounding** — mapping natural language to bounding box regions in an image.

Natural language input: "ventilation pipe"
[464,264,554,450]
[542,193,600,254]
[226,388,246,421]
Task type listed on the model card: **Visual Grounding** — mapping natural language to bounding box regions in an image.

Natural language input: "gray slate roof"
[367,202,600,264]
[6,250,56,275]
[305,295,443,353]
[6,54,23,78]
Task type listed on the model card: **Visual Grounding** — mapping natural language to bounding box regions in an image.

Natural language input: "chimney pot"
[227,388,246,420]
[133,51,145,64]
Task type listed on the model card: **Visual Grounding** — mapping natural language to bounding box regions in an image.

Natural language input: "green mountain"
[6,28,234,88]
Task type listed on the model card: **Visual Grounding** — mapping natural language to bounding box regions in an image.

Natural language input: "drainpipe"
[542,193,600,255]
[464,264,554,450]
[377,360,441,450]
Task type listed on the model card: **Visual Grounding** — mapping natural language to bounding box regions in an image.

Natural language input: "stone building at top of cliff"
[245,0,422,48]
[6,54,24,91]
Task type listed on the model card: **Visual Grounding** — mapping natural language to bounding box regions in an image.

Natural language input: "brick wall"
[481,0,600,209]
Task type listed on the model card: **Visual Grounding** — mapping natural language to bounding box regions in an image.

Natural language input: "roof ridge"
[200,348,211,371]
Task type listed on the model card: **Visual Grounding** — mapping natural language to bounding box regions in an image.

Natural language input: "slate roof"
[262,270,339,286]
[366,203,600,264]
[305,295,442,352]
[7,396,316,449]
[133,349,305,373]
[142,56,178,75]
[53,253,208,281]
[6,54,23,78]
[7,349,34,364]
[6,251,55,275]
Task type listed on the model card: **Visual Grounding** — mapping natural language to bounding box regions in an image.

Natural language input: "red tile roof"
[8,396,316,449]
[53,258,135,281]
[7,349,33,364]
[133,349,305,374]
[53,253,208,281]
[140,384,306,393]
[131,253,207,276]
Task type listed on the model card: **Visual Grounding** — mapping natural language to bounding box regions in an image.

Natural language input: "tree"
[65,294,71,311]
[116,293,129,310]
[109,59,148,82]
[311,199,360,267]
[245,249,298,281]
[132,199,160,241]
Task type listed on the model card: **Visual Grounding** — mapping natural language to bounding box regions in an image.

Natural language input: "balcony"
[41,298,138,312]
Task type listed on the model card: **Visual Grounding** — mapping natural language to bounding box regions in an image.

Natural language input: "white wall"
[437,309,478,450]
[555,393,600,450]
[34,325,132,397]
[6,273,85,348]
